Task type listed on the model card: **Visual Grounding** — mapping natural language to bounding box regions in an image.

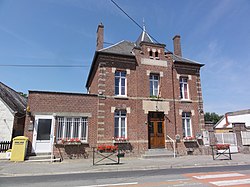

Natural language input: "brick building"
[24,23,205,159]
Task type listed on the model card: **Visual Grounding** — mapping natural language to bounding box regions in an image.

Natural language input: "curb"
[1,161,250,178]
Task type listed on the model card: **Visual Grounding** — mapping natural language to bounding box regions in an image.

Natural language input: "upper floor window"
[182,112,192,137]
[150,74,159,97]
[180,77,189,100]
[115,71,126,96]
[114,110,127,138]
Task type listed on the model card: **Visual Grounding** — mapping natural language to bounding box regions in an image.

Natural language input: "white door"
[32,115,54,153]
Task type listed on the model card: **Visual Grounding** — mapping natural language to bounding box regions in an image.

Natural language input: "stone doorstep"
[25,158,61,162]
[142,149,176,159]
[26,153,61,162]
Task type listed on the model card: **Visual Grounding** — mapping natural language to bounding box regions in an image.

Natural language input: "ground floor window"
[182,112,192,137]
[114,110,127,138]
[56,117,88,142]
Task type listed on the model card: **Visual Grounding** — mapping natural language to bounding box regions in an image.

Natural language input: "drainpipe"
[225,113,229,126]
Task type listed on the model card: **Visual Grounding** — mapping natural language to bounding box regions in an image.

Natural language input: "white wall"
[0,100,14,141]
[216,113,250,128]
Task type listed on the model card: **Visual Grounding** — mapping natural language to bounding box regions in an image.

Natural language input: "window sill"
[114,96,129,100]
[55,141,88,146]
[180,99,192,103]
[149,97,163,101]
[113,140,129,144]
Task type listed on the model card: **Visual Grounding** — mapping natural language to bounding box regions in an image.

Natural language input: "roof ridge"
[0,82,27,113]
[98,40,125,52]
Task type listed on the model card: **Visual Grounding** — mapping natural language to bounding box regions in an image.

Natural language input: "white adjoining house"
[0,82,27,142]
[214,109,250,153]
[215,109,250,130]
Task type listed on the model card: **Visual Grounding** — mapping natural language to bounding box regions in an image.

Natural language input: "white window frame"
[180,77,189,100]
[115,71,127,96]
[150,74,159,97]
[182,112,192,137]
[56,117,88,143]
[114,110,127,138]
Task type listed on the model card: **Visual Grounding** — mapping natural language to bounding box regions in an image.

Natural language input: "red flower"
[216,144,230,150]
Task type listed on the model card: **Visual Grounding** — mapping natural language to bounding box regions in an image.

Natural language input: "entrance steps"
[142,148,176,159]
[26,152,61,162]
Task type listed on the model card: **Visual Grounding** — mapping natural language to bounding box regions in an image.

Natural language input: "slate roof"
[173,55,204,66]
[99,40,135,56]
[135,30,154,46]
[0,82,27,114]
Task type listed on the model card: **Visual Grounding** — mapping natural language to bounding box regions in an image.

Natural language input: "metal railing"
[166,135,176,158]
[0,141,11,153]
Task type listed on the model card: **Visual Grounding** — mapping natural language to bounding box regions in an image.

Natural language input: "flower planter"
[63,142,82,146]
[97,145,118,153]
[216,144,230,150]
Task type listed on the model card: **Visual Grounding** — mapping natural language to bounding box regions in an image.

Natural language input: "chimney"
[96,23,104,51]
[173,35,182,57]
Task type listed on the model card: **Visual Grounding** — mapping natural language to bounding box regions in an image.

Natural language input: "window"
[182,112,192,137]
[114,110,127,138]
[149,50,153,57]
[155,51,159,58]
[180,77,189,100]
[115,71,126,96]
[150,74,159,97]
[56,117,88,142]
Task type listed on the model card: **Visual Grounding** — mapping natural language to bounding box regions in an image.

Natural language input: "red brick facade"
[24,24,205,159]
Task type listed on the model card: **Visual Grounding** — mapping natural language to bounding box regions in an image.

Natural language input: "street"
[1,165,250,187]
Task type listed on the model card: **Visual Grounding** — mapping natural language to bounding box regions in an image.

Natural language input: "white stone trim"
[188,75,192,80]
[111,107,116,113]
[142,100,170,114]
[146,70,151,76]
[179,109,183,115]
[126,69,130,75]
[112,67,116,73]
[160,72,164,77]
[177,74,180,80]
[126,107,131,114]
[141,58,167,67]
[191,110,195,116]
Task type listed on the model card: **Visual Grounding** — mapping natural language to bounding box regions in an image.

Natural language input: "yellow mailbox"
[10,136,29,162]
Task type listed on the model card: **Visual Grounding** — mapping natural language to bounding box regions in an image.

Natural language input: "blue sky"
[0,0,249,115]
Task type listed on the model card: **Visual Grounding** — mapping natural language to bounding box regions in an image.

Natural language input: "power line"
[110,0,172,53]
[0,64,89,68]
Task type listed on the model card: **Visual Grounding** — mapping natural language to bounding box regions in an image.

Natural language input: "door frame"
[148,112,165,149]
[32,115,55,153]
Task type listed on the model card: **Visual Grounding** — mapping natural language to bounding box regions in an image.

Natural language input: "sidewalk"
[1,153,250,177]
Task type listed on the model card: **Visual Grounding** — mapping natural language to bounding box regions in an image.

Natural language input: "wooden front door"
[149,121,165,148]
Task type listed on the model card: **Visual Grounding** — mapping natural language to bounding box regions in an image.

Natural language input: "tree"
[204,112,223,124]
[18,92,28,98]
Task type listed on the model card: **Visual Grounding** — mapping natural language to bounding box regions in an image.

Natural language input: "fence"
[214,133,238,153]
[0,141,11,153]
[241,131,250,145]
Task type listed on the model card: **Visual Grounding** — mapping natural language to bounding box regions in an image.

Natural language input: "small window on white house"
[114,110,127,138]
[115,71,126,96]
[182,112,192,137]
[180,77,189,100]
[56,117,88,142]
[150,74,159,97]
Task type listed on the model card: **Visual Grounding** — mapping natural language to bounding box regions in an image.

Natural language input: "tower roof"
[135,26,154,46]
